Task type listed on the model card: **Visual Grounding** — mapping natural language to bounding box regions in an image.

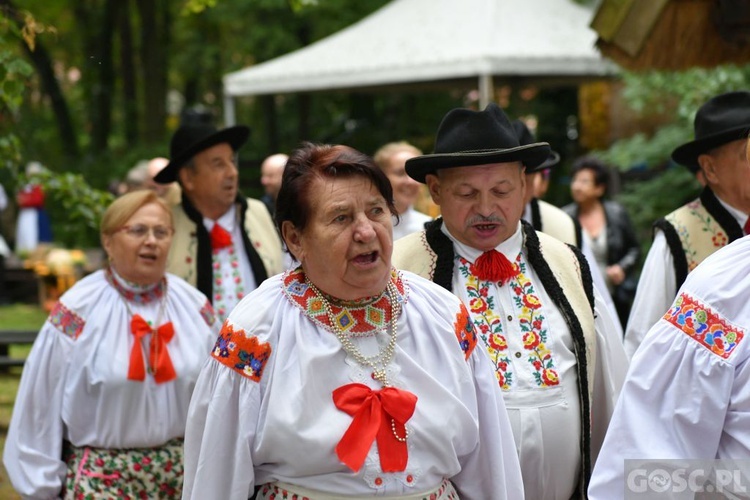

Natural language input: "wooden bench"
[0,330,38,367]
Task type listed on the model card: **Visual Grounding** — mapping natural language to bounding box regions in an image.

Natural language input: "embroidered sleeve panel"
[454,303,478,360]
[200,300,217,327]
[48,301,85,340]
[211,322,272,382]
[663,292,745,360]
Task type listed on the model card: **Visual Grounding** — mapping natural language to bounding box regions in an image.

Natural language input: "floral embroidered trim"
[460,252,560,389]
[49,301,85,339]
[212,245,245,321]
[199,300,216,326]
[453,304,477,360]
[104,267,166,305]
[211,322,272,381]
[664,292,745,359]
[282,268,406,336]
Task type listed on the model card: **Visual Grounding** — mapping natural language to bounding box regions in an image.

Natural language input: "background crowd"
[1,88,749,498]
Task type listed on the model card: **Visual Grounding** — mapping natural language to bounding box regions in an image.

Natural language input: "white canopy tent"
[223,0,617,125]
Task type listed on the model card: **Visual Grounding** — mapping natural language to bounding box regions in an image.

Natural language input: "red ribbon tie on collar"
[333,383,417,473]
[210,223,233,250]
[472,249,518,284]
[128,314,176,384]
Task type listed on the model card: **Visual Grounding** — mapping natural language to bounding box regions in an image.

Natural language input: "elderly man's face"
[426,162,526,251]
[699,138,750,214]
[179,142,238,220]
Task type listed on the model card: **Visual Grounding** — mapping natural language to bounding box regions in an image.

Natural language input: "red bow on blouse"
[333,383,417,473]
[210,223,233,250]
[471,249,518,284]
[744,217,750,236]
[128,314,176,384]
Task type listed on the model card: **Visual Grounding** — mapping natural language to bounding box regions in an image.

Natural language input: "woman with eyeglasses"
[3,190,220,499]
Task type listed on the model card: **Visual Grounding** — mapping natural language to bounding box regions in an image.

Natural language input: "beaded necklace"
[304,276,409,442]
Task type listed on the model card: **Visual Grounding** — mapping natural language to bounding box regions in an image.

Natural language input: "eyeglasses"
[116,224,174,241]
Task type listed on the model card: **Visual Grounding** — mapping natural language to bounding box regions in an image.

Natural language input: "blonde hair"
[373,141,423,170]
[100,190,173,238]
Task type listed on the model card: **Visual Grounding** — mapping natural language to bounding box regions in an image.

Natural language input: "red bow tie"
[472,249,518,284]
[128,314,176,384]
[744,217,750,236]
[210,223,233,250]
[333,383,417,473]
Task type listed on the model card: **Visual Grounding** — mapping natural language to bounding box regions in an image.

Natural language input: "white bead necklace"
[305,275,409,442]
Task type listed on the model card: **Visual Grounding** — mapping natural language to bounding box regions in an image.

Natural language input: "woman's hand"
[606,264,626,286]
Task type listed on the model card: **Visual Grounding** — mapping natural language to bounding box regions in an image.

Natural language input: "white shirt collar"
[202,204,237,233]
[439,220,524,263]
[714,193,749,229]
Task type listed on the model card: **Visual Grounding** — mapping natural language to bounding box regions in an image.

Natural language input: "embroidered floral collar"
[283,267,407,336]
[105,266,166,305]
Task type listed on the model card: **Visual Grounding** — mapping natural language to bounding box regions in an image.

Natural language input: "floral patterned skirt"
[257,478,458,500]
[61,438,184,499]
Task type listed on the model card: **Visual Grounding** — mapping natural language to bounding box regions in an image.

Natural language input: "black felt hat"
[672,91,750,173]
[511,119,560,173]
[154,124,250,183]
[405,103,551,183]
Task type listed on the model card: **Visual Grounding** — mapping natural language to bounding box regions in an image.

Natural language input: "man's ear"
[425,173,441,205]
[178,167,193,192]
[697,154,719,185]
[282,221,303,262]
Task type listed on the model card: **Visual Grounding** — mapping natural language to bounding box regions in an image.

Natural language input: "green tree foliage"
[593,64,750,257]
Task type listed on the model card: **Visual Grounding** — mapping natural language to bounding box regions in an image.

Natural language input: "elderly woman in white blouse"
[3,190,220,499]
[182,142,524,499]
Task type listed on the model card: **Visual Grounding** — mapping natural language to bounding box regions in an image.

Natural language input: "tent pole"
[223,93,236,126]
[479,74,494,108]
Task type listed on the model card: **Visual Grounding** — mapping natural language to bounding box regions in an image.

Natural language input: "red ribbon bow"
[210,223,233,250]
[471,249,518,284]
[128,314,176,384]
[333,383,417,473]
[744,217,750,236]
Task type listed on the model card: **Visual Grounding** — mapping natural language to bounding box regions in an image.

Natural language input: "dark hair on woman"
[570,155,611,190]
[275,142,398,239]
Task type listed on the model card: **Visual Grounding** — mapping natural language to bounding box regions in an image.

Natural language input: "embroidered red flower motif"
[470,297,488,314]
[186,257,192,263]
[479,286,489,297]
[533,360,542,370]
[497,372,506,388]
[523,294,541,310]
[216,278,222,285]
[498,361,508,371]
[523,331,541,350]
[712,233,728,247]
[532,318,543,331]
[488,333,507,350]
[479,324,490,334]
[542,368,559,386]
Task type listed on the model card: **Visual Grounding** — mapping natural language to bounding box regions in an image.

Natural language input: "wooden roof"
[591,0,750,71]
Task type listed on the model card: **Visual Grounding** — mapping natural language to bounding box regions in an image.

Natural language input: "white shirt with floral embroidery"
[443,222,627,499]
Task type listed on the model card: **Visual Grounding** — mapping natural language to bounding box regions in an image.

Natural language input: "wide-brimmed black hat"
[154,124,250,183]
[405,103,551,183]
[511,119,560,173]
[672,91,750,173]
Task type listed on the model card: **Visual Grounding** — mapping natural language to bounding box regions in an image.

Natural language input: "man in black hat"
[392,103,627,499]
[624,90,750,360]
[155,124,283,321]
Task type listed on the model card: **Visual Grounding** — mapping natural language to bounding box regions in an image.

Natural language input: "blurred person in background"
[3,190,220,499]
[15,161,53,255]
[154,124,283,321]
[563,156,640,329]
[182,142,523,499]
[259,153,288,217]
[373,141,432,240]
[514,120,623,335]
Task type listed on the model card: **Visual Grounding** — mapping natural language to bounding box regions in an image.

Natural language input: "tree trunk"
[0,0,80,159]
[118,0,139,145]
[137,0,169,144]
